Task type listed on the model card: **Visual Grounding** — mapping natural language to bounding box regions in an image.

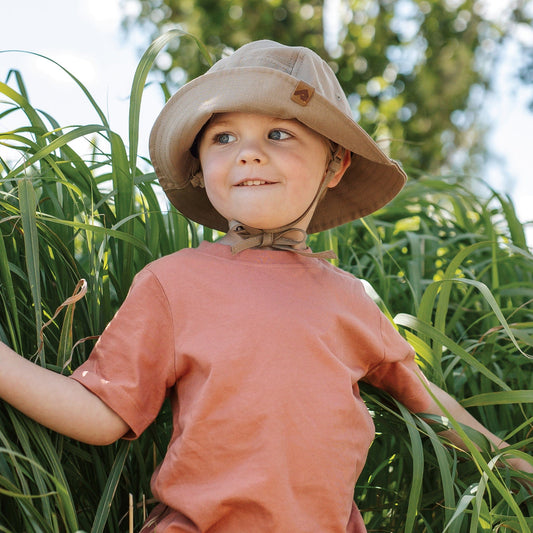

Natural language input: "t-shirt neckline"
[196,240,320,266]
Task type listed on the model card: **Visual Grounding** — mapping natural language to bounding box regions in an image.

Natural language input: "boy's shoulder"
[141,245,204,278]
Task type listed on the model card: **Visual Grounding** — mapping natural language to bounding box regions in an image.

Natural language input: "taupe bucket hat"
[149,40,407,233]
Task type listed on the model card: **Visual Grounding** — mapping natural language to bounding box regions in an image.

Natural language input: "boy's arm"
[422,381,533,475]
[0,341,129,445]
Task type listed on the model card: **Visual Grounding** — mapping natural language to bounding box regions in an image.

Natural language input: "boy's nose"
[237,139,267,165]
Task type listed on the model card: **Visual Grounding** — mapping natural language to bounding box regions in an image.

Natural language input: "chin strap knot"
[227,220,337,260]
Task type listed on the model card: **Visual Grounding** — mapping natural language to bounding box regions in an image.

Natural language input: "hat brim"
[150,66,406,233]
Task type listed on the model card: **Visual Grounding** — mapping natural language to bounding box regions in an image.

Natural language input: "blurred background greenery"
[122,0,533,177]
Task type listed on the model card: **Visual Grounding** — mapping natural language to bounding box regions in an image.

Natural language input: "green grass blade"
[417,418,457,531]
[18,178,42,361]
[90,440,130,533]
[397,403,425,533]
[395,313,510,390]
[34,214,151,254]
[127,29,213,176]
[0,80,47,135]
[0,228,21,350]
[460,390,533,407]
[0,50,110,129]
[4,125,105,181]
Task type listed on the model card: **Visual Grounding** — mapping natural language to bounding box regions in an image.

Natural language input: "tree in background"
[121,0,532,176]
[517,4,533,111]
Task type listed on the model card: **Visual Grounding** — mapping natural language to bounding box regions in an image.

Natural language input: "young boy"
[0,40,531,532]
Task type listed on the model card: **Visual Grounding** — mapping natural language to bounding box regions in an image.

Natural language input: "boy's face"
[198,112,342,231]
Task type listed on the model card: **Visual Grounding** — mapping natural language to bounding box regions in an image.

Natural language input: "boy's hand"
[419,380,533,491]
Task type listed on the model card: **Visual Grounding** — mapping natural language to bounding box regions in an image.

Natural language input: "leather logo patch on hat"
[291,81,315,106]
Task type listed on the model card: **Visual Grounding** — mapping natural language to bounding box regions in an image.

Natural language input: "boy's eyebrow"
[205,116,231,128]
[206,115,298,129]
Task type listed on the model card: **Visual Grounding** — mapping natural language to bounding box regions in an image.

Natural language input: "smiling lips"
[237,179,275,186]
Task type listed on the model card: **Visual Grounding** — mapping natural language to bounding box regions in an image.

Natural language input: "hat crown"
[208,40,351,116]
[149,39,407,234]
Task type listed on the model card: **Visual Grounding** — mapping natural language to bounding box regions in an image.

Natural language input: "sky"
[0,0,160,154]
[1,0,532,244]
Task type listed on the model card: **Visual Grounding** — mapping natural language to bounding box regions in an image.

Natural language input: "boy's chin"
[230,217,305,231]
[221,209,314,233]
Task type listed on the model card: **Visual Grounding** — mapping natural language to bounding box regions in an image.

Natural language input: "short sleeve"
[362,312,432,413]
[70,268,177,438]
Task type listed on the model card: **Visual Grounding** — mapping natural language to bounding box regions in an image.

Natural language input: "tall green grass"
[1,32,532,532]
[320,177,533,532]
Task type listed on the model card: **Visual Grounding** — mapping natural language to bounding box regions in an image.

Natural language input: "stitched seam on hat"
[291,49,304,77]
[253,56,295,74]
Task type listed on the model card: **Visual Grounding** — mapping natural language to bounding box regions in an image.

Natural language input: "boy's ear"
[327,150,351,189]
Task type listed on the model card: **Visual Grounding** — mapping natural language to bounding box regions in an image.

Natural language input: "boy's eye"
[269,129,292,141]
[215,133,236,144]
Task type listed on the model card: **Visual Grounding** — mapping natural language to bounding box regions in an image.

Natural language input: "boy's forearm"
[421,381,533,474]
[0,341,128,445]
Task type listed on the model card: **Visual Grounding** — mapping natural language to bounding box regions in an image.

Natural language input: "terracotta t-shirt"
[71,241,431,532]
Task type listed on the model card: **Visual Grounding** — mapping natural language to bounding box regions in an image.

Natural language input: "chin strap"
[225,146,345,260]
[226,220,337,259]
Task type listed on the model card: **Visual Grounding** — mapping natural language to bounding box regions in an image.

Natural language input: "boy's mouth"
[237,179,274,186]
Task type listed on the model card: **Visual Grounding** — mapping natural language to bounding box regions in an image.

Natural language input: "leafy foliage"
[122,0,533,175]
[1,33,532,532]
